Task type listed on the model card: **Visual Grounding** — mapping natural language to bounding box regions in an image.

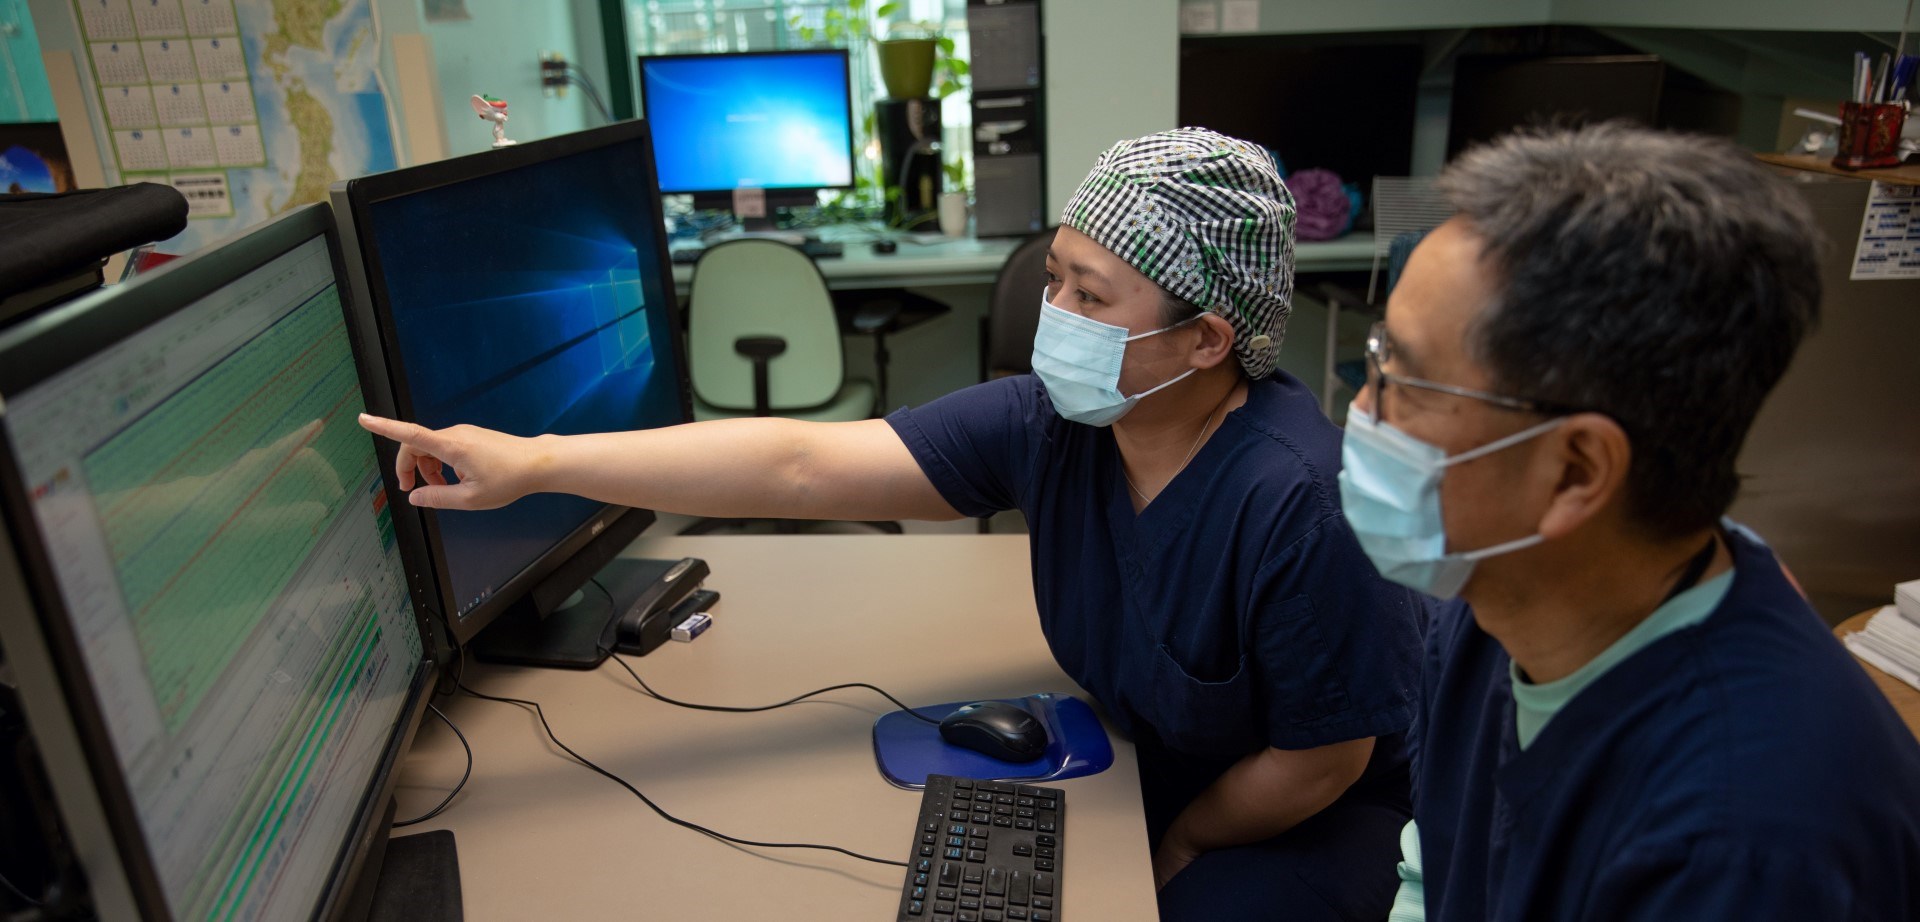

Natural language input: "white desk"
[389,534,1159,920]
[669,230,1378,294]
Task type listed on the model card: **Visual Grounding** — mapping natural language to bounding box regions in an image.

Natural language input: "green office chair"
[684,239,901,534]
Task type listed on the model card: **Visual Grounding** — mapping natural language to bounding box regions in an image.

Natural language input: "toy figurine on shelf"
[471,94,516,148]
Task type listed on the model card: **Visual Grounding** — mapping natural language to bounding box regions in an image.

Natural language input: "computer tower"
[968,0,1046,237]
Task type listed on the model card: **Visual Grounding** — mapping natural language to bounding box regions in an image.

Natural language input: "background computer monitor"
[637,49,857,215]
[0,205,433,920]
[0,121,77,194]
[1447,54,1665,159]
[331,120,691,665]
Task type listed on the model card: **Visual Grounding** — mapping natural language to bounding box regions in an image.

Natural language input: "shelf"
[1757,153,1920,186]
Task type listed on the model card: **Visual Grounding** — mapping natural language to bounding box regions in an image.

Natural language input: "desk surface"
[391,534,1157,920]
[669,230,1378,292]
[1836,610,1920,739]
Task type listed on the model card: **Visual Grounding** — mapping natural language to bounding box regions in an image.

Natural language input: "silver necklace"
[1123,401,1224,504]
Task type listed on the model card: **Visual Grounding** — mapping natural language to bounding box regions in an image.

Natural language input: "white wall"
[1043,0,1180,218]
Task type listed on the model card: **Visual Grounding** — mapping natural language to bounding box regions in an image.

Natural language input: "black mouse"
[939,701,1049,762]
[872,238,898,255]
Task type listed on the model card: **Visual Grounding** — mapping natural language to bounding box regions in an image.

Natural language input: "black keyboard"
[896,774,1063,922]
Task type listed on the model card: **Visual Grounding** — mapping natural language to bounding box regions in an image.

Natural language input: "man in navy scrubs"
[362,129,1423,919]
[1342,124,1920,921]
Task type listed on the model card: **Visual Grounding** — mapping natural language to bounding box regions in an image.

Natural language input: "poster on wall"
[68,0,399,251]
[0,121,79,193]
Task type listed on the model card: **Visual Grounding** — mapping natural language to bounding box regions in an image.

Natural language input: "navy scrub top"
[1412,526,1920,920]
[886,372,1423,810]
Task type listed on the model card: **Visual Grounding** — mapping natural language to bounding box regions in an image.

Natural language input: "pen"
[1873,52,1892,103]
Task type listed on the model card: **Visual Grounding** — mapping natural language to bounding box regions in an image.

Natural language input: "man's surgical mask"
[1031,291,1199,427]
[1338,407,1565,598]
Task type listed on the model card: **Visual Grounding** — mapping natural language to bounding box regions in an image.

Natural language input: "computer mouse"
[939,701,1049,762]
[872,238,898,255]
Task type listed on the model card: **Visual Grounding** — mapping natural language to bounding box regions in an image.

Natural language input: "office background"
[4,0,1918,617]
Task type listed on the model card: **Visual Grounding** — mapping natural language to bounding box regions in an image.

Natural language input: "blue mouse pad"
[873,693,1115,789]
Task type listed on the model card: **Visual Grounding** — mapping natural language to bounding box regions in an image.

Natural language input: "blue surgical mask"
[1338,406,1565,598]
[1031,291,1198,427]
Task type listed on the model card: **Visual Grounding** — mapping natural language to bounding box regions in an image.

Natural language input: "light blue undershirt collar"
[1511,567,1736,749]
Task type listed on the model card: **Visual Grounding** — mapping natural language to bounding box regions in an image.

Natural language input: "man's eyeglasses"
[1363,321,1581,419]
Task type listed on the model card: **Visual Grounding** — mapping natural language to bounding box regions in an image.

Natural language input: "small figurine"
[471,94,516,148]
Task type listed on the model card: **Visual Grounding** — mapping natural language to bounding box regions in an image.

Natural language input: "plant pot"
[877,38,937,100]
[939,191,969,238]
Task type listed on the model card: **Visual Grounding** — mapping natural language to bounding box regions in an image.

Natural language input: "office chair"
[979,226,1056,381]
[683,239,902,534]
[971,227,1055,533]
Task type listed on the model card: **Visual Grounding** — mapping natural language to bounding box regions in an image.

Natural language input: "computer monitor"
[0,205,434,920]
[331,120,692,668]
[1447,54,1665,159]
[638,49,857,221]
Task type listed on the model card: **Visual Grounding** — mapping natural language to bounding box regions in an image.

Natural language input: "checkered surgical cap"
[1060,128,1296,379]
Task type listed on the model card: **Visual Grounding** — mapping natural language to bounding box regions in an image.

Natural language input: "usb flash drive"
[670,612,712,642]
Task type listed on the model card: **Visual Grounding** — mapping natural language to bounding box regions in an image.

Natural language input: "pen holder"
[1831,101,1908,170]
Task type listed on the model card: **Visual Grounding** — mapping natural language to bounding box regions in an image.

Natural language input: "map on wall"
[70,0,398,253]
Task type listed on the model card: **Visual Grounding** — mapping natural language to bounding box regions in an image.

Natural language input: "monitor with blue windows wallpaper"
[638,50,857,195]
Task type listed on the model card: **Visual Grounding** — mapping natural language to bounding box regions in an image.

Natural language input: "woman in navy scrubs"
[361,129,1424,920]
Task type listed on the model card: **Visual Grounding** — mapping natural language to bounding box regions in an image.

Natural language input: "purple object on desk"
[872,693,1115,789]
[1288,167,1353,241]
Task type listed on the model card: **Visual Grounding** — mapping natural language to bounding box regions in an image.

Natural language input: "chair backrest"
[984,226,1056,378]
[1368,177,1454,303]
[687,239,845,410]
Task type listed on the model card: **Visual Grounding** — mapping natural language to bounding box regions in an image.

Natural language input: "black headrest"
[0,183,189,296]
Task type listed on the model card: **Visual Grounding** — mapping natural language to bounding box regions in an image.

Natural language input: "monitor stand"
[469,557,692,669]
[349,801,462,922]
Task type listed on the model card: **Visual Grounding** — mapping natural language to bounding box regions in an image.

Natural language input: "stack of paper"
[1844,579,1920,692]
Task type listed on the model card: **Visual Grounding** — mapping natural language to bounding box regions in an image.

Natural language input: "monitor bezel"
[0,204,436,922]
[331,119,693,649]
[636,47,859,196]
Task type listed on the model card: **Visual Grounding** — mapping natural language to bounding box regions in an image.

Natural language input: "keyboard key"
[1038,799,1057,810]
[951,810,970,821]
[1036,835,1056,847]
[965,867,984,883]
[1033,896,1053,910]
[1038,821,1056,833]
[1016,807,1035,818]
[1032,912,1051,922]
[1015,819,1034,831]
[971,826,990,838]
[938,888,957,901]
[962,884,982,897]
[935,901,955,914]
[909,899,924,915]
[913,886,927,900]
[984,912,1003,922]
[995,805,1014,816]
[946,848,965,861]
[973,813,991,824]
[954,778,974,789]
[940,862,959,886]
[1009,870,1030,904]
[996,795,1015,805]
[987,867,1006,895]
[986,896,1006,910]
[921,845,935,857]
[976,792,995,802]
[958,913,980,922]
[949,825,967,836]
[1017,796,1035,806]
[995,816,1014,828]
[948,836,966,848]
[926,821,940,832]
[967,849,987,862]
[915,873,929,886]
[1034,858,1054,872]
[1012,843,1032,857]
[1007,910,1028,921]
[1034,873,1055,896]
[960,898,981,911]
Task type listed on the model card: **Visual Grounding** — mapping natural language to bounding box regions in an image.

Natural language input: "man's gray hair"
[1436,123,1821,539]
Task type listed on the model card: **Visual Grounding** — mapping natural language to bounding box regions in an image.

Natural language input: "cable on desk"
[455,678,908,868]
[392,703,471,829]
[600,645,945,726]
[0,868,42,907]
